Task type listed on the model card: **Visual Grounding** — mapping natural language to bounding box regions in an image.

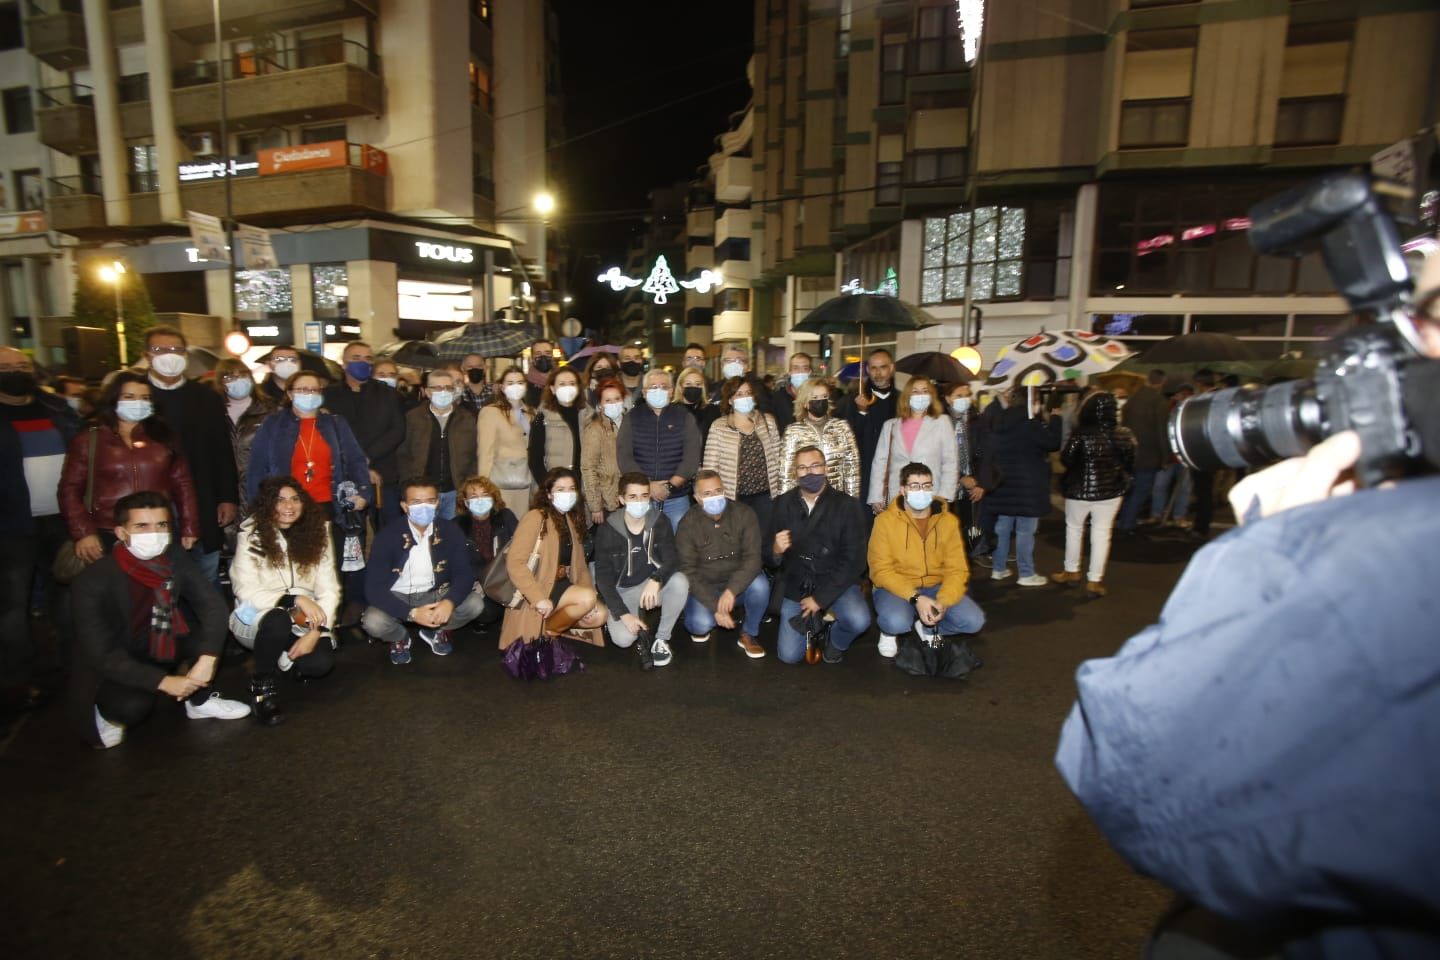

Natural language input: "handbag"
[491,456,530,490]
[894,630,985,680]
[482,514,547,608]
[501,635,585,680]
[51,428,99,585]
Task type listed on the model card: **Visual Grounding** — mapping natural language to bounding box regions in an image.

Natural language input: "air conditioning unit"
[192,133,217,156]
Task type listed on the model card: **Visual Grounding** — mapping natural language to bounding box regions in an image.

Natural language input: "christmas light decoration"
[597,267,643,292]
[958,0,984,64]
[679,269,724,294]
[596,256,721,304]
[641,255,681,304]
[840,267,900,297]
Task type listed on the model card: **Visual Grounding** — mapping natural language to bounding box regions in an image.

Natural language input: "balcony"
[715,208,752,245]
[23,0,85,70]
[171,41,383,130]
[685,208,714,242]
[715,155,751,203]
[44,174,105,236]
[36,79,154,154]
[165,0,378,42]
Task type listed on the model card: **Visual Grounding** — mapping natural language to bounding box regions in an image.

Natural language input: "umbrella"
[894,351,973,384]
[568,343,622,361]
[256,347,341,381]
[432,321,542,361]
[794,293,939,393]
[185,346,221,380]
[377,340,441,370]
[835,361,863,383]
[982,329,1134,393]
[1136,332,1261,364]
[1263,355,1317,381]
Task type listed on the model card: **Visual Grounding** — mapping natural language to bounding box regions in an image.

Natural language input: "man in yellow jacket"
[867,461,985,657]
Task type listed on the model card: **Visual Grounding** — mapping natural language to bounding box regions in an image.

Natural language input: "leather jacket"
[59,422,200,540]
[1060,392,1136,502]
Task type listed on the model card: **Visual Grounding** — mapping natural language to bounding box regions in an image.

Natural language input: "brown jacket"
[498,507,604,648]
[397,404,478,491]
[580,413,621,518]
[58,423,200,541]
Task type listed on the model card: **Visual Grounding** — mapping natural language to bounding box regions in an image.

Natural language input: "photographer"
[1054,248,1440,957]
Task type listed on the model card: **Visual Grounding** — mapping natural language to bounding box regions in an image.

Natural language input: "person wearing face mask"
[362,478,486,664]
[477,365,536,519]
[674,470,770,658]
[59,372,200,571]
[528,366,592,488]
[769,352,813,434]
[397,369,478,521]
[682,342,711,382]
[69,491,249,749]
[674,367,718,441]
[524,339,557,408]
[983,384,1063,587]
[583,352,624,409]
[323,342,406,526]
[456,354,494,414]
[838,348,900,499]
[617,345,648,404]
[212,358,273,519]
[867,375,958,519]
[868,461,985,665]
[260,345,303,404]
[580,379,626,525]
[453,474,516,629]
[944,381,994,558]
[142,326,238,586]
[616,369,702,532]
[702,376,783,533]
[1050,391,1135,599]
[593,472,688,669]
[0,346,82,712]
[767,446,870,665]
[778,377,862,499]
[708,344,773,417]
[499,467,609,652]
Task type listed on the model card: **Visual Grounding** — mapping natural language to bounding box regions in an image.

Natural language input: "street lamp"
[532,191,556,218]
[99,261,127,364]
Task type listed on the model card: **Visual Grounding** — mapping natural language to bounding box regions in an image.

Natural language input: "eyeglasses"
[147,345,186,356]
[904,482,935,492]
[796,462,826,474]
[220,374,248,384]
[292,387,324,396]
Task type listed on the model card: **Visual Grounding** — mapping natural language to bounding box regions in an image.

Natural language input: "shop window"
[2,85,33,134]
[1191,314,1288,338]
[1089,314,1184,338]
[312,263,349,320]
[875,162,903,206]
[235,269,294,318]
[15,169,42,210]
[921,206,1026,303]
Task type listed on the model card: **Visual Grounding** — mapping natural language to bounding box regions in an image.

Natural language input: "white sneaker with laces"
[1017,574,1049,587]
[877,633,898,658]
[690,632,710,644]
[94,707,125,749]
[651,637,673,667]
[184,692,253,720]
[991,568,1013,581]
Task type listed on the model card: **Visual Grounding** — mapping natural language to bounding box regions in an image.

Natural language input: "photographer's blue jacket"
[1056,475,1440,957]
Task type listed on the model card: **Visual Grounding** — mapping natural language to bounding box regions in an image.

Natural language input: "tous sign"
[415,241,475,265]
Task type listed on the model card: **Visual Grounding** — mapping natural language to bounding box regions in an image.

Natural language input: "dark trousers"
[1192,470,1215,537]
[94,633,209,728]
[739,491,774,536]
[0,514,70,686]
[1117,467,1159,532]
[252,609,335,679]
[331,515,367,615]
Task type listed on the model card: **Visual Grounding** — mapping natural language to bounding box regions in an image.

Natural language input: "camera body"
[1168,174,1432,486]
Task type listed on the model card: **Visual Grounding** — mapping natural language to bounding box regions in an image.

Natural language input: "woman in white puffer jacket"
[867,375,958,513]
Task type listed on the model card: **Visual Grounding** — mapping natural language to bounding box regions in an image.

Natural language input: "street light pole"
[101,261,127,365]
[214,0,236,324]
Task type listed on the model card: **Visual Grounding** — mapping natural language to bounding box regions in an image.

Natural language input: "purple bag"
[501,636,585,681]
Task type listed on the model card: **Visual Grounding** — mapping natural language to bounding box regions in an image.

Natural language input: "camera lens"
[1168,380,1327,471]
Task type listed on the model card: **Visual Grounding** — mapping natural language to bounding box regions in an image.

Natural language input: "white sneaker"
[877,633,898,658]
[184,692,253,720]
[94,707,125,749]
[991,569,1013,581]
[651,637,673,667]
[1017,574,1049,587]
[690,632,710,644]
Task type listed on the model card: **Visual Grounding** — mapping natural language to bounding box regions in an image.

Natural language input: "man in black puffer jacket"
[1052,391,1135,597]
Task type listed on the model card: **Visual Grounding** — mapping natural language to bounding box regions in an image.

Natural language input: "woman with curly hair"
[227,475,339,724]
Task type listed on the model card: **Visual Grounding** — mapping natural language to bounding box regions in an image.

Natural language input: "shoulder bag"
[52,428,99,585]
[483,514,547,608]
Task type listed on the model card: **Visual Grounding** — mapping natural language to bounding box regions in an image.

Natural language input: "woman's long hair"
[489,364,531,418]
[539,365,586,413]
[899,375,942,419]
[531,466,582,537]
[249,475,330,572]
[93,371,174,448]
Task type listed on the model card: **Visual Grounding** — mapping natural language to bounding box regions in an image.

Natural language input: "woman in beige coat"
[477,365,534,518]
[499,467,608,648]
[703,376,783,532]
[581,378,625,525]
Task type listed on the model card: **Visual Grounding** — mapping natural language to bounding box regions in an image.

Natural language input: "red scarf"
[114,544,189,662]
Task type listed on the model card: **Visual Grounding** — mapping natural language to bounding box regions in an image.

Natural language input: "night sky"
[551,0,754,331]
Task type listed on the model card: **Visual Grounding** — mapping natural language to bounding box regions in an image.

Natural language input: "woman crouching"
[228,476,338,724]
[500,468,608,653]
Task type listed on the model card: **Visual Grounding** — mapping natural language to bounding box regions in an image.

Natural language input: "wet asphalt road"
[0,523,1204,959]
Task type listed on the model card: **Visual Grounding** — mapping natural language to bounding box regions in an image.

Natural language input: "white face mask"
[429,389,455,410]
[554,385,579,405]
[552,490,578,513]
[225,378,253,400]
[151,352,188,378]
[603,400,625,422]
[645,387,669,410]
[722,360,745,380]
[124,531,170,560]
[271,358,300,381]
[732,395,756,415]
[909,393,933,413]
[378,377,398,389]
[789,371,810,388]
[950,396,971,415]
[503,383,526,403]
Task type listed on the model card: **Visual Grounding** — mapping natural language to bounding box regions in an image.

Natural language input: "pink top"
[900,417,923,451]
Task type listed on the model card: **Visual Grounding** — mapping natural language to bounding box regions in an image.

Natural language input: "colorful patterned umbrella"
[981,329,1134,392]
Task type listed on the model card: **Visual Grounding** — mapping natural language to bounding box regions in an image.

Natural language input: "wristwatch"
[662,480,675,492]
[909,592,921,605]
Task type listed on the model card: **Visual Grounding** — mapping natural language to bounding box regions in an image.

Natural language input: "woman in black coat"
[1052,392,1135,598]
[983,388,1062,586]
[454,475,518,632]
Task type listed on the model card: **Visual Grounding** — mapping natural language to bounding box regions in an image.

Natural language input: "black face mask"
[465,368,485,384]
[808,397,830,417]
[683,386,704,405]
[620,361,644,378]
[532,357,553,374]
[797,472,826,494]
[591,367,614,380]
[0,371,36,396]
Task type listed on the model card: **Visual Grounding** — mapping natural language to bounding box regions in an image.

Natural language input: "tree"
[72,262,158,369]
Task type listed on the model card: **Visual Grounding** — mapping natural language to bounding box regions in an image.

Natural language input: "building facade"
[15,0,560,367]
[726,0,1438,375]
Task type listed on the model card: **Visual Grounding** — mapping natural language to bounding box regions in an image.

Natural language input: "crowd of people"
[0,327,1222,749]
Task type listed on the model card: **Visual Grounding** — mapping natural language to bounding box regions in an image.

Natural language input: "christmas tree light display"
[597,256,723,305]
[641,255,681,304]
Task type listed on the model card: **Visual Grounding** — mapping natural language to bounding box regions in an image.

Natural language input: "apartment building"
[729,0,1438,373]
[16,0,561,364]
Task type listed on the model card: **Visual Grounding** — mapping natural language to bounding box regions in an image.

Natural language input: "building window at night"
[910,149,966,186]
[717,288,751,314]
[879,43,906,104]
[469,59,493,114]
[1274,21,1351,147]
[312,264,349,320]
[875,162,903,206]
[236,269,294,318]
[914,4,966,73]
[2,85,34,134]
[15,168,42,210]
[921,207,1026,304]
[1118,28,1196,149]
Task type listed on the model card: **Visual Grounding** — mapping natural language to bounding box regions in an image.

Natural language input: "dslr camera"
[1169,173,1437,487]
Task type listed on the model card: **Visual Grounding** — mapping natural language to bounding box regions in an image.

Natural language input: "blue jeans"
[873,586,985,637]
[776,585,872,664]
[1152,464,1192,521]
[993,515,1038,577]
[684,572,770,638]
[189,544,221,585]
[1117,467,1158,532]
[660,492,690,532]
[439,490,457,521]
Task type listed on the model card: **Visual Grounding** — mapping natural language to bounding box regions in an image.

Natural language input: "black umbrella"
[377,340,441,370]
[894,350,972,384]
[793,294,939,392]
[1137,333,1262,364]
[432,321,543,361]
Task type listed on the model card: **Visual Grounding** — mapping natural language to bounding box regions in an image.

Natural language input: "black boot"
[250,675,284,726]
[635,626,655,671]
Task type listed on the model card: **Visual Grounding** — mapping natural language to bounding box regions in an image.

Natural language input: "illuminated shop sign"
[178,155,260,182]
[415,241,475,264]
